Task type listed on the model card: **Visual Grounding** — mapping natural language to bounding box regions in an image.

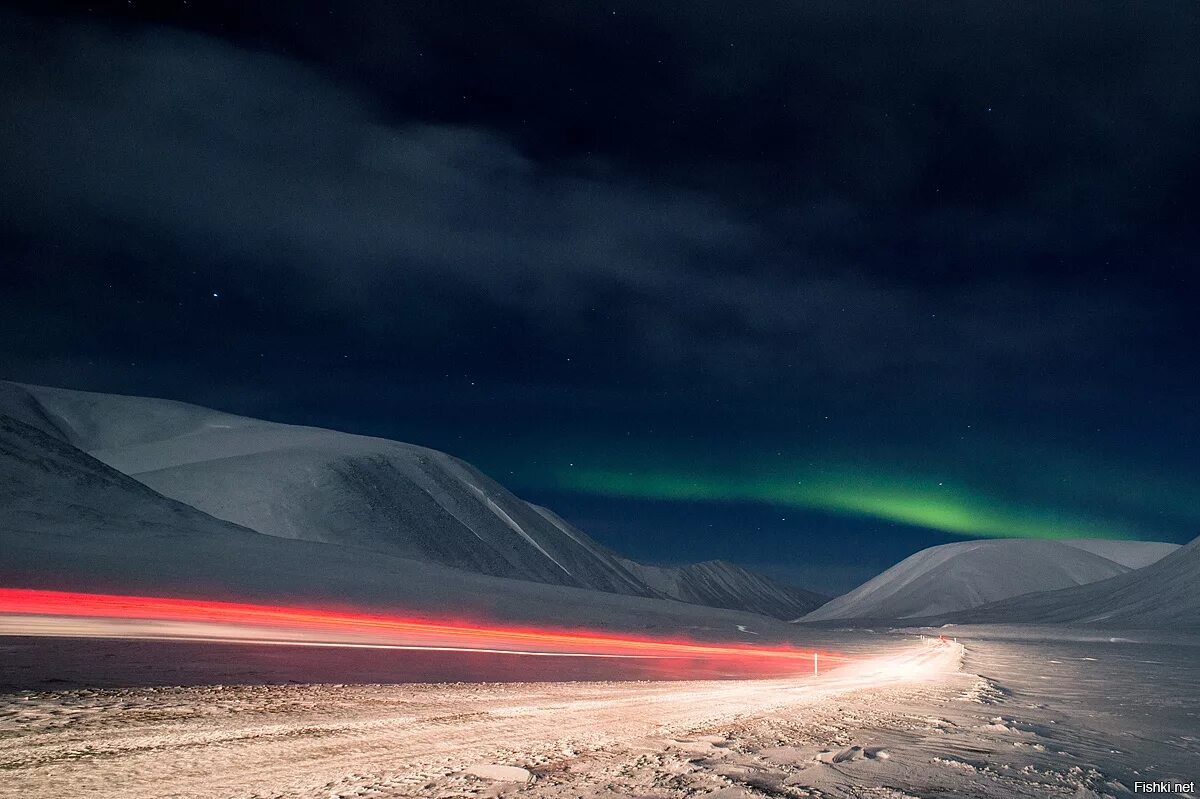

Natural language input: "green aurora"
[453,414,1199,547]
[549,466,1157,541]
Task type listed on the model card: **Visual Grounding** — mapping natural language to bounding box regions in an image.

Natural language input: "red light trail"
[0,588,852,674]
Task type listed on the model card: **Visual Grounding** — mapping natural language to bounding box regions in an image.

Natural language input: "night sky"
[2,2,1198,593]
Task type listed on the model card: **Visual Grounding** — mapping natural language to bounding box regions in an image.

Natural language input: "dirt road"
[0,639,961,798]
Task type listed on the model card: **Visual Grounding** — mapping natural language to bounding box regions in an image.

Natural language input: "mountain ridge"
[620,558,827,620]
[0,409,812,637]
[1,381,820,620]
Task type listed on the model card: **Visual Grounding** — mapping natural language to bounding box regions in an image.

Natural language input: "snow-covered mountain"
[1057,538,1179,569]
[0,406,807,637]
[947,534,1200,628]
[618,559,826,620]
[796,538,1166,622]
[5,382,657,594]
[0,381,816,619]
[0,388,260,559]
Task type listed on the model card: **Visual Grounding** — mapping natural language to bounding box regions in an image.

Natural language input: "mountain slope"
[799,539,1135,622]
[2,381,821,619]
[0,406,249,550]
[9,382,654,596]
[1060,539,1179,569]
[0,410,805,637]
[618,559,826,620]
[947,534,1200,628]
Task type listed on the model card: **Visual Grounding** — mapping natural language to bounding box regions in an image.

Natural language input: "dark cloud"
[72,1,1197,227]
[1,8,1175,394]
[1,3,1198,571]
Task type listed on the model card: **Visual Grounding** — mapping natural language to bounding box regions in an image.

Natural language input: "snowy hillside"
[948,534,1200,628]
[1,381,817,618]
[0,398,255,551]
[0,409,806,637]
[798,539,1140,622]
[8,382,657,595]
[618,559,826,620]
[1060,538,1179,569]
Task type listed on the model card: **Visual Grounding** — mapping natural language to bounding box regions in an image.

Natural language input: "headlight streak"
[0,588,854,676]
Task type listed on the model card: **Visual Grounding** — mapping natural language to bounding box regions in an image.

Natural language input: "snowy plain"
[2,631,1195,799]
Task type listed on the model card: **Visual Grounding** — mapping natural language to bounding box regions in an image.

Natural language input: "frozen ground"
[2,628,1194,798]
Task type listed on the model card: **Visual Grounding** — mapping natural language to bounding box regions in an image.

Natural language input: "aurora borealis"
[553,468,1118,541]
[2,1,1199,593]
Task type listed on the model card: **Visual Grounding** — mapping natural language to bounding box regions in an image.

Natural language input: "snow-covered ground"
[2,629,1193,798]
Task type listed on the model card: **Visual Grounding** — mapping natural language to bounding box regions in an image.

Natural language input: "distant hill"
[619,559,827,620]
[796,538,1169,622]
[947,534,1200,628]
[1059,539,1179,569]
